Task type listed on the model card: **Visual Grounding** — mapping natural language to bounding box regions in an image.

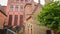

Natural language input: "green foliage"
[37,1,60,32]
[19,32,23,34]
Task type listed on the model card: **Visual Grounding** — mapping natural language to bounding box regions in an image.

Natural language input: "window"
[8,15,12,26]
[10,5,14,11]
[20,15,23,26]
[14,15,18,26]
[20,5,23,11]
[15,5,19,11]
[16,0,19,2]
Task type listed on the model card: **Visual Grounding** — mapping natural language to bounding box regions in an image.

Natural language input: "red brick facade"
[4,0,35,27]
[0,0,36,27]
[6,0,25,26]
[0,6,7,29]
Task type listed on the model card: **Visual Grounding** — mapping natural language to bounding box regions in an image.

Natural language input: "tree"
[37,1,60,34]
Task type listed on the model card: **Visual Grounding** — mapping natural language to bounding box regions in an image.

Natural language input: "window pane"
[20,15,23,26]
[14,15,18,26]
[10,5,14,11]
[8,15,12,26]
[20,5,23,11]
[15,5,19,11]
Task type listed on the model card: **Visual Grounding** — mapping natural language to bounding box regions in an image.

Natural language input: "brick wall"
[0,11,6,29]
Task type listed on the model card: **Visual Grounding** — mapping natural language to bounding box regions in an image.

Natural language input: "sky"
[0,0,45,6]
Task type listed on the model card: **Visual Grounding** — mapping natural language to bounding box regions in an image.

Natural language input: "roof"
[0,5,7,16]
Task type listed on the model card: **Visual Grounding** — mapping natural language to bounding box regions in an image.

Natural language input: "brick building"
[6,0,25,27]
[2,0,37,33]
[24,0,54,34]
[5,0,35,27]
[24,0,42,34]
[0,5,7,29]
[0,0,53,34]
[2,0,47,34]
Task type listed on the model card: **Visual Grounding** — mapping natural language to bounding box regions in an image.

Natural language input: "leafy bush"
[37,1,60,32]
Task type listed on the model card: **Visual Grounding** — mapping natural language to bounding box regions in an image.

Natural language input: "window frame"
[20,15,23,26]
[14,15,18,26]
[10,5,14,11]
[15,5,19,11]
[8,15,12,26]
[20,5,24,11]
